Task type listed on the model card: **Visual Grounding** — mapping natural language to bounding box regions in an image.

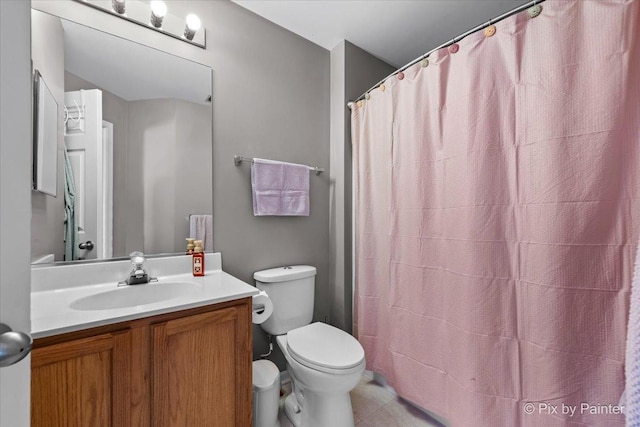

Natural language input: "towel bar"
[234,155,324,175]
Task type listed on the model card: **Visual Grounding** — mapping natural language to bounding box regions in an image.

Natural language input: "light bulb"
[112,0,125,14]
[184,14,201,40]
[150,1,167,28]
[186,14,201,31]
[150,1,167,17]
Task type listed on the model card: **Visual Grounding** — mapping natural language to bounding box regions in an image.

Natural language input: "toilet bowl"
[254,266,365,427]
[276,324,365,427]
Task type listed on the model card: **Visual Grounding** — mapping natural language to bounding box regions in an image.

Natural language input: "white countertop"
[31,253,259,339]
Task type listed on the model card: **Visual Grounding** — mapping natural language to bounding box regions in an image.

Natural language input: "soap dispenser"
[192,240,204,276]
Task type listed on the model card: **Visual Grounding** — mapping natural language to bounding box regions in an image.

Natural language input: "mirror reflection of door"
[64,89,113,260]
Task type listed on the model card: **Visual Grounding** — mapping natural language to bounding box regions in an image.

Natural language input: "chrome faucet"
[118,251,157,286]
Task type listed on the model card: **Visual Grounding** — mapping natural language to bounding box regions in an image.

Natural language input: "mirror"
[30,10,213,264]
[33,70,59,197]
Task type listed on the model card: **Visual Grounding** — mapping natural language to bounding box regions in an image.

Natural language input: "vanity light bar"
[74,0,206,49]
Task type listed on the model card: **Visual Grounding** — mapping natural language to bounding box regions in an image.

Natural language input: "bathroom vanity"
[30,253,257,427]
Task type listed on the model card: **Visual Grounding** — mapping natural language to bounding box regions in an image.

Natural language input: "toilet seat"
[286,322,365,374]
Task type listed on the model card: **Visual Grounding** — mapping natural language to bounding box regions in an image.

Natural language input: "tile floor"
[277,371,447,427]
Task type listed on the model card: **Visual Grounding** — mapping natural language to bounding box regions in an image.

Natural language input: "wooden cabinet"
[31,298,252,427]
[152,306,252,426]
[31,330,131,427]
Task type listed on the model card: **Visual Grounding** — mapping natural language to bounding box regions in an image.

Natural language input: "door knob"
[0,323,32,367]
[79,240,94,250]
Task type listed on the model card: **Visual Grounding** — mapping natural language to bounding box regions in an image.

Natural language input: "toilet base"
[284,393,302,426]
[284,388,356,427]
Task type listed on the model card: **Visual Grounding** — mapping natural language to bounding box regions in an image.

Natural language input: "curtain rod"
[349,0,546,105]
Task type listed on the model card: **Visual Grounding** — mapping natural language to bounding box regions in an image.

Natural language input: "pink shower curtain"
[352,1,640,426]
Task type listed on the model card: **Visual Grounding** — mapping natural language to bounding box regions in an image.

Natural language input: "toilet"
[255,265,365,427]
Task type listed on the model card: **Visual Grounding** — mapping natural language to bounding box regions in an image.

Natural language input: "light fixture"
[73,0,206,48]
[184,14,201,41]
[149,1,167,28]
[112,0,125,14]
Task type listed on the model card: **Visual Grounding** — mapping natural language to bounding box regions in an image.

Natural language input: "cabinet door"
[31,330,131,427]
[152,304,251,427]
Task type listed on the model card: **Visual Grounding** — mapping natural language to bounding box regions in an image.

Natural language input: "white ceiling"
[62,19,212,105]
[232,0,531,67]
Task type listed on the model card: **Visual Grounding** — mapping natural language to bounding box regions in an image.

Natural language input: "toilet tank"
[254,265,316,336]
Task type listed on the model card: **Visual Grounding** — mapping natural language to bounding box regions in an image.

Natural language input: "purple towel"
[251,159,310,216]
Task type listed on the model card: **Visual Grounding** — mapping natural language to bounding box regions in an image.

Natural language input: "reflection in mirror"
[30,10,213,264]
[33,70,59,197]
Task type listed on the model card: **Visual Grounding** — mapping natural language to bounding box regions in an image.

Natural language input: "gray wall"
[31,9,65,262]
[172,99,214,251]
[129,98,212,254]
[32,0,331,367]
[329,41,395,332]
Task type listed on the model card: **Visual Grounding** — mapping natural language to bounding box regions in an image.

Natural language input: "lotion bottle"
[192,240,204,276]
[186,238,195,255]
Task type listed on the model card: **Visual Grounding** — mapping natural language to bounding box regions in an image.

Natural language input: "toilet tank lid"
[254,265,316,283]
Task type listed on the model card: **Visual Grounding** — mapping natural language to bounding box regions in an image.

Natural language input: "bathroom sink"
[69,281,201,311]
